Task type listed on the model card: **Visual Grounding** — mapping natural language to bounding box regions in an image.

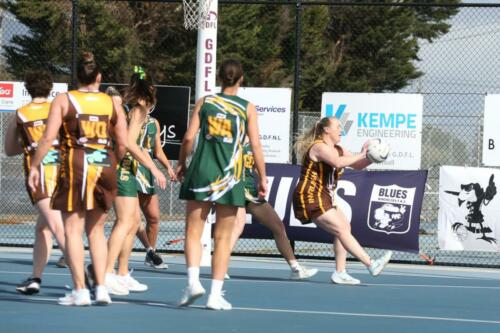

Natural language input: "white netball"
[366,139,390,163]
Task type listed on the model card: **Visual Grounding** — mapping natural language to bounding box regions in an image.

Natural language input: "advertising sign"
[0,81,68,112]
[482,95,500,166]
[321,93,423,170]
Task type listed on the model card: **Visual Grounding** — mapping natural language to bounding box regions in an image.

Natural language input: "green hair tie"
[134,66,146,80]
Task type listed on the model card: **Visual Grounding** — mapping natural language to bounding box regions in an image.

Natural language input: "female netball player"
[103,71,167,296]
[229,138,318,280]
[28,52,128,306]
[4,70,66,295]
[293,117,392,281]
[177,59,267,310]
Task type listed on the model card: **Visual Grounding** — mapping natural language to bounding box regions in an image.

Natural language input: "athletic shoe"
[290,266,319,280]
[331,270,361,285]
[58,289,91,306]
[55,256,67,268]
[178,281,206,307]
[206,292,232,310]
[368,251,393,276]
[105,273,129,296]
[16,277,41,295]
[224,273,230,280]
[84,264,96,290]
[145,249,168,269]
[94,285,112,305]
[121,272,148,292]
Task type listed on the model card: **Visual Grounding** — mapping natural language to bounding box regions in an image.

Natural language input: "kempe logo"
[0,83,14,98]
[325,104,352,136]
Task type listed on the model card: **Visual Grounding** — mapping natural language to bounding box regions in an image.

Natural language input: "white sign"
[482,95,500,166]
[0,81,68,112]
[321,93,422,170]
[238,87,291,163]
[438,166,500,252]
[217,87,292,164]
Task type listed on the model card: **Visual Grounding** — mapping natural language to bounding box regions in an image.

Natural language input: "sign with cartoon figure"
[439,166,499,251]
[368,184,416,234]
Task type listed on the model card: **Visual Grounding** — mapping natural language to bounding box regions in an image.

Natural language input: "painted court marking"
[1,270,499,290]
[1,295,499,326]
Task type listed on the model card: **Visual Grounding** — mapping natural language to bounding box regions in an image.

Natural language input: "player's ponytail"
[77,51,100,85]
[219,59,243,91]
[123,66,156,108]
[294,117,333,163]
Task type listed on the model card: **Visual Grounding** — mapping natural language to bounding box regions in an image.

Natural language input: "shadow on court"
[1,250,500,333]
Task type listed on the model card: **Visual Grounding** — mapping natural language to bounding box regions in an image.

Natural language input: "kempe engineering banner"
[240,163,428,253]
[320,93,423,170]
[438,166,500,252]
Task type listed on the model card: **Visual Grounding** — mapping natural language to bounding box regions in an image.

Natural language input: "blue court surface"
[1,247,499,333]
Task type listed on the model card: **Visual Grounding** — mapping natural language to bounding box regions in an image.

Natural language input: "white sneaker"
[122,272,148,292]
[368,251,393,276]
[331,270,361,285]
[206,292,232,310]
[58,290,76,305]
[290,266,319,280]
[94,285,112,305]
[58,289,91,306]
[224,273,230,280]
[105,273,129,295]
[178,281,206,307]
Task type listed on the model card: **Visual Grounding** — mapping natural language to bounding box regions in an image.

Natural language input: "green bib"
[179,93,249,206]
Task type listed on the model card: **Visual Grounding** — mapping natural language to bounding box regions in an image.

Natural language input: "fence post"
[291,0,302,165]
[71,0,79,89]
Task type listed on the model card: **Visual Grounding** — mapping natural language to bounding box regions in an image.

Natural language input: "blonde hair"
[294,116,335,162]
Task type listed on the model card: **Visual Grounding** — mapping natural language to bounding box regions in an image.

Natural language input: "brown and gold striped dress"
[51,90,118,212]
[292,140,344,224]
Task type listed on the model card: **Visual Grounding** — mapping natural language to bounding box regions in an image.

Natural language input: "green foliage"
[3,0,459,108]
[3,0,72,82]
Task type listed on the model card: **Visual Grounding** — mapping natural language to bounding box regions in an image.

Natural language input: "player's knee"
[146,215,160,226]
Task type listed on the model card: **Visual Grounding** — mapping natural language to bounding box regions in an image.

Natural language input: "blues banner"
[240,163,428,253]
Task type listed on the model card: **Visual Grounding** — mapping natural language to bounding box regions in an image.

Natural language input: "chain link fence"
[1,1,500,267]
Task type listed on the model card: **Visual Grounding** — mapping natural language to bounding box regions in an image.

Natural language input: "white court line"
[5,295,500,325]
[224,306,500,325]
[363,282,500,290]
[1,270,500,290]
[2,267,493,282]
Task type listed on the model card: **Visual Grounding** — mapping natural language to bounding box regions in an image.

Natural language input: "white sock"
[147,247,154,252]
[187,267,200,286]
[210,279,224,296]
[289,260,300,271]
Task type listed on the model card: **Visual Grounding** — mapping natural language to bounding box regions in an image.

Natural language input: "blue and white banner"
[321,93,423,170]
[438,166,500,252]
[241,163,427,253]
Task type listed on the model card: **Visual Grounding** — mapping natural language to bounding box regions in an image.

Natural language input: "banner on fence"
[482,95,500,166]
[438,166,500,252]
[217,87,292,163]
[101,83,190,160]
[0,81,68,112]
[240,163,427,253]
[321,93,423,170]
